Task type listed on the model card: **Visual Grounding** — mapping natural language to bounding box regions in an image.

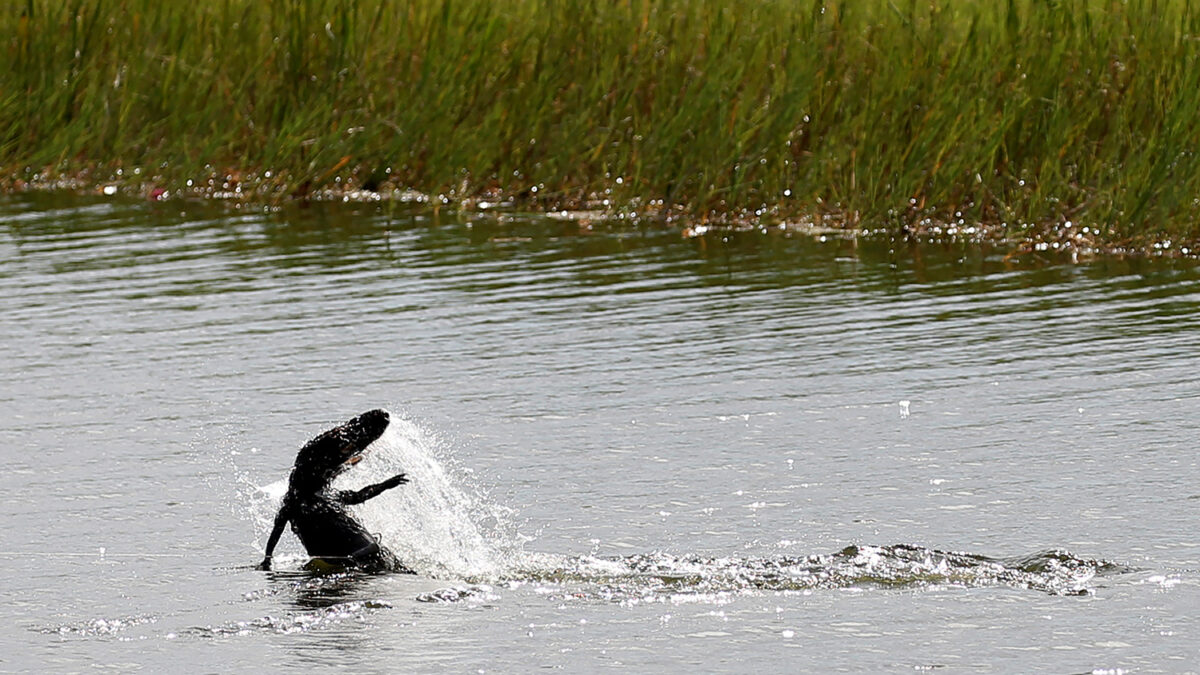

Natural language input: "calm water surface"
[2,194,1198,673]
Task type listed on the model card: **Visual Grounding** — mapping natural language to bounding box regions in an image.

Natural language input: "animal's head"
[289,409,391,490]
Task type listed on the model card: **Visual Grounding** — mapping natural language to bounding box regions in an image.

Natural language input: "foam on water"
[502,545,1132,603]
[190,599,394,637]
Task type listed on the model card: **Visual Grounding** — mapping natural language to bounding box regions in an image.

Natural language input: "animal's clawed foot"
[383,473,409,489]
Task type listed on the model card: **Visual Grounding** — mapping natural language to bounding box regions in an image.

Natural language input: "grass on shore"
[2,0,1199,251]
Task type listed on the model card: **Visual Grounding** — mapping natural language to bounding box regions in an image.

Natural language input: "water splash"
[335,415,520,579]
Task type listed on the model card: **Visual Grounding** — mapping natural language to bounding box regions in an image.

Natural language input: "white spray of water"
[335,415,521,580]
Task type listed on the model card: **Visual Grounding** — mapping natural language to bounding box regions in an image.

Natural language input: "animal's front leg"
[338,473,409,504]
[257,505,291,570]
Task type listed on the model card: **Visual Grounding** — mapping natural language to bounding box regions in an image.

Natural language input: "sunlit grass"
[2,0,1199,248]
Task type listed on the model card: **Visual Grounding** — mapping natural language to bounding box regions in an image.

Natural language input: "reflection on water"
[3,193,1200,672]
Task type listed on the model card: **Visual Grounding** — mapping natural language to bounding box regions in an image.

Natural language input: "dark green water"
[2,193,1198,672]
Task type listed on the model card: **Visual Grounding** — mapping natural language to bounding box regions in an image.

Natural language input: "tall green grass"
[2,0,1199,247]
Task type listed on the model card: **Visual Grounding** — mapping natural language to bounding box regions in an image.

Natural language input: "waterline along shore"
[3,1,1199,255]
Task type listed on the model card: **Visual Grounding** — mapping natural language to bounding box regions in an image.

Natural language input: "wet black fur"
[257,409,410,571]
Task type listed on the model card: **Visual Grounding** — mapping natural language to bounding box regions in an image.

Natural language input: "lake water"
[2,193,1198,673]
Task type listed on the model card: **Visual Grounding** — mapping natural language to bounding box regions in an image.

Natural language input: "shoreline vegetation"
[3,1,1199,256]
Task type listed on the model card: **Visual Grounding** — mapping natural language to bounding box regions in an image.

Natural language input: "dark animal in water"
[257,409,411,571]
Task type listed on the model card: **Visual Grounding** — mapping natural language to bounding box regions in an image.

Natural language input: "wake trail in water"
[502,545,1132,603]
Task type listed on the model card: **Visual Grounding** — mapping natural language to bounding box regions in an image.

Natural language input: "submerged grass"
[2,0,1199,250]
